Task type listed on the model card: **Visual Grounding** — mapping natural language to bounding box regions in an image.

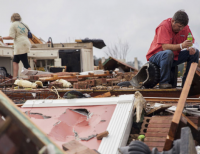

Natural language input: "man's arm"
[162,40,193,51]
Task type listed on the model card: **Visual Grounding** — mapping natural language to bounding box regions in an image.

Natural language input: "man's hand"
[0,37,3,41]
[182,40,193,49]
[189,48,196,55]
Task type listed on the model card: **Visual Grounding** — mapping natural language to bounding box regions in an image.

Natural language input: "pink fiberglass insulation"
[21,105,116,150]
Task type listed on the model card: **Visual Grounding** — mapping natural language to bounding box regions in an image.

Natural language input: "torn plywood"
[21,94,135,154]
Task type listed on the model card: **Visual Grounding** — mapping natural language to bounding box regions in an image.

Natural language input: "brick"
[73,81,88,89]
[106,78,119,86]
[78,81,88,89]
[95,79,102,86]
[73,83,78,89]
[140,117,151,135]
[143,116,173,152]
[96,131,109,140]
[86,79,95,86]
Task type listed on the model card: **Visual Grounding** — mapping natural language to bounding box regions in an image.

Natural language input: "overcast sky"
[1,0,200,64]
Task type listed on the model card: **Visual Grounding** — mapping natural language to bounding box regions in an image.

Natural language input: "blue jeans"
[149,49,199,85]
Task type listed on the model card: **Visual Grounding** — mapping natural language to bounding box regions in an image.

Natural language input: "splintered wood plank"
[186,117,198,124]
[146,105,172,115]
[31,34,43,44]
[163,63,197,151]
[94,92,111,98]
[181,114,198,130]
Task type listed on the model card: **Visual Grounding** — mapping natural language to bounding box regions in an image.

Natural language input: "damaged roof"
[103,56,138,72]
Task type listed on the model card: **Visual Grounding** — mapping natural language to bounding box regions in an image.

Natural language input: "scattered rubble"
[1,39,200,154]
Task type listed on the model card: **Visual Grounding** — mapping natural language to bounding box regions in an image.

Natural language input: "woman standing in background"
[0,13,31,78]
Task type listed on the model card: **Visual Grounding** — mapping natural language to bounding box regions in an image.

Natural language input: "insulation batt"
[35,81,43,88]
[56,79,72,88]
[14,79,37,88]
[133,91,146,123]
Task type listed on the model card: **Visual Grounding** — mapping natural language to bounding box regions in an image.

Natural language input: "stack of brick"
[86,79,95,86]
[73,81,88,89]
[43,71,137,90]
[106,78,119,86]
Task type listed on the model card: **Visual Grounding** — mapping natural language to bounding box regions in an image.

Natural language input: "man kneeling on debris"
[146,10,199,89]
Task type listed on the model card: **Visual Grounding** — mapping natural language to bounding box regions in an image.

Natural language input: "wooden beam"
[31,34,43,44]
[163,63,197,151]
[75,39,82,43]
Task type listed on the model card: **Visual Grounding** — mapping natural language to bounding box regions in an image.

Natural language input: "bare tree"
[104,39,130,61]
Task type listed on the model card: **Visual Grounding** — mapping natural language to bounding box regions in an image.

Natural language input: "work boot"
[159,83,172,89]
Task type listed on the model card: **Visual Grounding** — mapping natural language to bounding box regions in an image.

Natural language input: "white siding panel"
[98,97,135,154]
